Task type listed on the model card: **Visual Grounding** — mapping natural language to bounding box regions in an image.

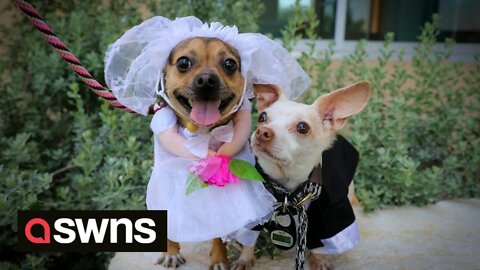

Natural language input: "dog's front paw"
[155,253,186,268]
[231,258,254,270]
[209,262,229,270]
[309,253,332,270]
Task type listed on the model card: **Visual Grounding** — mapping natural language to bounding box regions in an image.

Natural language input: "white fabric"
[146,107,276,242]
[104,16,311,115]
[183,125,233,158]
[310,220,359,254]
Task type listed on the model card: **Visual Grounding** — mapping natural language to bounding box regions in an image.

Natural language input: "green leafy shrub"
[281,8,479,212]
[148,0,265,33]
[1,0,478,268]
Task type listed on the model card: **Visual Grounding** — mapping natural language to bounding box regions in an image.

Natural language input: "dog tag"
[270,230,295,249]
[267,210,296,250]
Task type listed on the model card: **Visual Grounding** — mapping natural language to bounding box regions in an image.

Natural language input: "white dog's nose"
[256,126,274,142]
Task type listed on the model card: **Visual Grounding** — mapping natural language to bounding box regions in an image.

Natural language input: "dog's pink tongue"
[190,100,221,126]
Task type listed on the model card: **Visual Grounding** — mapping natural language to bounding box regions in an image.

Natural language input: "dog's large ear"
[253,84,285,111]
[314,80,370,130]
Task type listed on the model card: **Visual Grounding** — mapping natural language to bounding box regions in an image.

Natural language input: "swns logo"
[18,210,167,252]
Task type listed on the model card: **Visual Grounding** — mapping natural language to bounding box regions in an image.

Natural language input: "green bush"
[282,8,480,212]
[147,0,265,33]
[1,0,478,268]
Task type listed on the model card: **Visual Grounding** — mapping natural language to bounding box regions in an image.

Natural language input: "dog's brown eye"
[223,59,237,73]
[177,57,192,72]
[258,112,267,123]
[297,122,310,134]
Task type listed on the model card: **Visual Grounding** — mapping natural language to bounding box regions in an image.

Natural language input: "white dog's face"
[251,99,336,181]
[251,81,370,190]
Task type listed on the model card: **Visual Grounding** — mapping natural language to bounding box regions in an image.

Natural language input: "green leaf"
[229,159,264,182]
[185,173,208,195]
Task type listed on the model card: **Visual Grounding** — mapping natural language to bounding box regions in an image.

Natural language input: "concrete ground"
[109,199,480,270]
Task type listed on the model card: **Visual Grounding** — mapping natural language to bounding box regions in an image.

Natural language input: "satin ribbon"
[184,125,234,158]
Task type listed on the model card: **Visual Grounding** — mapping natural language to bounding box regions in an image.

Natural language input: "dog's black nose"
[195,73,219,89]
[193,73,220,100]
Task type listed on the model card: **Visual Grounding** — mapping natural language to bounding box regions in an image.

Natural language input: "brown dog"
[164,37,244,132]
[155,37,246,269]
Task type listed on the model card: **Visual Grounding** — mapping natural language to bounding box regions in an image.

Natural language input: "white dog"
[233,81,370,270]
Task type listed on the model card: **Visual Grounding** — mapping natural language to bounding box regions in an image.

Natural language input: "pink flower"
[189,155,239,187]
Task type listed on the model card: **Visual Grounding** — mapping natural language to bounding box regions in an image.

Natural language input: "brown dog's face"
[164,37,244,126]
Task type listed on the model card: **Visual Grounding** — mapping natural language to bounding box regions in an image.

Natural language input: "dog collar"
[156,71,248,128]
[255,161,323,209]
[255,159,322,270]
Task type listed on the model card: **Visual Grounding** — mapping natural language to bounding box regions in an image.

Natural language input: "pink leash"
[15,0,162,115]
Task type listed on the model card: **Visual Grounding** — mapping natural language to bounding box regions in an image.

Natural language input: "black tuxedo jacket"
[306,135,358,249]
